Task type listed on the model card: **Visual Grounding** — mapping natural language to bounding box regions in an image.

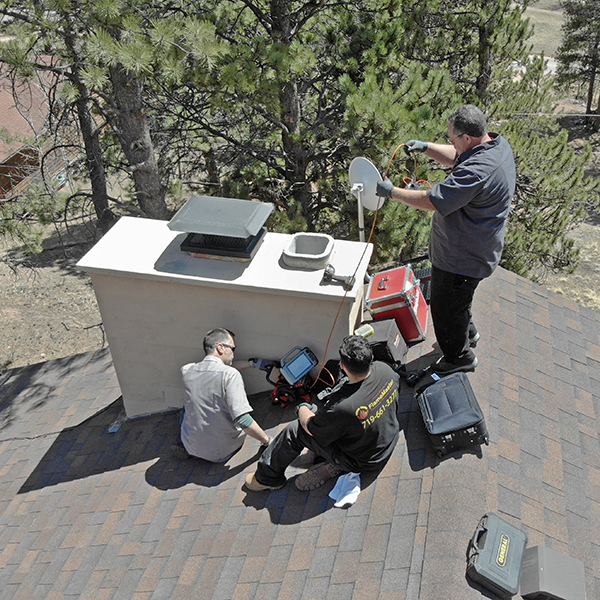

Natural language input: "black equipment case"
[466,513,528,598]
[416,372,489,456]
[367,318,408,366]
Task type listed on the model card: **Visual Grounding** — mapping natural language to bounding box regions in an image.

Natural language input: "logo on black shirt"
[356,406,370,420]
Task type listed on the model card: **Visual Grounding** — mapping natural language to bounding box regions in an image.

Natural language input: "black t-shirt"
[307,362,400,473]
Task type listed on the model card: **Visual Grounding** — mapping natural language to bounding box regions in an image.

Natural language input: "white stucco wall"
[77,217,372,417]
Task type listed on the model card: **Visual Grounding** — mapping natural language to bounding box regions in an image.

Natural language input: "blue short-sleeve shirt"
[426,133,516,279]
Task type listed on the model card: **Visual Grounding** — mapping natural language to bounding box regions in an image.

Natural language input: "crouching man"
[244,335,400,492]
[172,327,271,462]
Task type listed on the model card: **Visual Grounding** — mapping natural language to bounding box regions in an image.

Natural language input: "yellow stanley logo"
[496,534,510,567]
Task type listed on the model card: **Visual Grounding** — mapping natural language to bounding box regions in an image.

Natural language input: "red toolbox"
[366,266,428,343]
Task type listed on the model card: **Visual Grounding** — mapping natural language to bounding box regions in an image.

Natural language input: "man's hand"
[376,178,395,199]
[404,140,428,155]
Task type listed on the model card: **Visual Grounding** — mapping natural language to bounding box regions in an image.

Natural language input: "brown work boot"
[244,473,285,492]
[295,462,346,491]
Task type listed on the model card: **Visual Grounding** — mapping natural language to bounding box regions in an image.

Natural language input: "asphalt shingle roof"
[0,266,597,599]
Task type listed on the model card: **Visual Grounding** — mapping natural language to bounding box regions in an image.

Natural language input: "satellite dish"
[349,157,385,211]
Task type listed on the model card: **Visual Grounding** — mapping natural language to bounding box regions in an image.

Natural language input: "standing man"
[244,336,400,492]
[173,327,271,462]
[376,104,516,374]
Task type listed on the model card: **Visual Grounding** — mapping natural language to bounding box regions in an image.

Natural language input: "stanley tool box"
[416,372,489,456]
[366,266,428,343]
[467,513,528,598]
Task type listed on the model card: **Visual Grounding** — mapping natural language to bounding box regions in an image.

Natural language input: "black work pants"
[430,265,481,363]
[255,420,397,488]
[255,420,354,487]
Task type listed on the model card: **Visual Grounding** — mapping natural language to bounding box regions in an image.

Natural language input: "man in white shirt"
[173,328,271,462]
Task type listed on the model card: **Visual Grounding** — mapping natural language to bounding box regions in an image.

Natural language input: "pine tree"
[159,0,462,249]
[486,53,600,279]
[499,120,598,279]
[396,0,533,106]
[0,0,222,239]
[556,0,600,126]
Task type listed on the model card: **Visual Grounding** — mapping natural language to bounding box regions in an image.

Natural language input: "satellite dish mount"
[348,157,385,243]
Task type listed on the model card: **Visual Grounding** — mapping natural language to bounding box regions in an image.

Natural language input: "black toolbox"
[367,318,408,366]
[466,513,528,598]
[416,372,489,456]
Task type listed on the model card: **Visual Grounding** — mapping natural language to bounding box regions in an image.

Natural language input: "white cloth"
[329,472,361,508]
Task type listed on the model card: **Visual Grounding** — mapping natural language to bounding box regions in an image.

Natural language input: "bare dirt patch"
[0,224,106,371]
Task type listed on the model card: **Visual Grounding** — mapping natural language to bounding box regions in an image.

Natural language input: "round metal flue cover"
[168,195,274,238]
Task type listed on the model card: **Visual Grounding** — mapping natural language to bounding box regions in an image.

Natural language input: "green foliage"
[0,179,75,253]
[556,0,600,116]
[0,0,595,286]
[488,54,554,118]
[485,55,597,280]
[499,120,597,279]
[394,0,533,105]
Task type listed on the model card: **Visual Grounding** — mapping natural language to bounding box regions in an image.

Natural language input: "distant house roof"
[0,66,74,199]
[0,73,49,162]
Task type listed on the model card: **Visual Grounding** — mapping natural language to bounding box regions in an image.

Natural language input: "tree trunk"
[586,32,600,124]
[279,80,313,228]
[109,65,171,220]
[62,28,116,233]
[586,62,596,116]
[476,22,494,105]
[270,0,312,228]
[56,27,116,237]
[74,89,117,233]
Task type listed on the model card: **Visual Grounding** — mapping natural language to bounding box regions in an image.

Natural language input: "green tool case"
[466,513,528,598]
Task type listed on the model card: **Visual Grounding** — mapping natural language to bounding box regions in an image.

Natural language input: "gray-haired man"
[377,104,516,375]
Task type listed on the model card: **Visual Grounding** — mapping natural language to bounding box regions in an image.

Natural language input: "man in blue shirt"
[377,105,516,374]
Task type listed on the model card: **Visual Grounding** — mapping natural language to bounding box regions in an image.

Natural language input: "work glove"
[376,178,395,199]
[249,358,279,371]
[404,140,428,155]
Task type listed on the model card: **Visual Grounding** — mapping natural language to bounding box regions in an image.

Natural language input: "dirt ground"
[2,100,600,372]
[542,99,600,313]
[0,225,105,371]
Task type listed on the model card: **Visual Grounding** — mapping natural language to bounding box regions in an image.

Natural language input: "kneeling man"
[245,335,400,492]
[174,327,271,462]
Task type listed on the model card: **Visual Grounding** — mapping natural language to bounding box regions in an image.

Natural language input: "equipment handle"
[265,363,280,386]
[280,346,302,367]
[469,515,488,557]
[417,395,433,423]
[378,276,390,290]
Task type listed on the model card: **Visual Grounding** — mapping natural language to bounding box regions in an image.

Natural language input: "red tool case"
[366,266,428,343]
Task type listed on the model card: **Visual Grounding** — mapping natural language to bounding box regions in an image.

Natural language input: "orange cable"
[309,144,424,390]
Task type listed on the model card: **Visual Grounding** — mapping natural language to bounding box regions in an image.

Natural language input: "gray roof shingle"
[0,266,597,599]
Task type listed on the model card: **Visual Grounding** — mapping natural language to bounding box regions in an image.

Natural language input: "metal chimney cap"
[168,195,274,238]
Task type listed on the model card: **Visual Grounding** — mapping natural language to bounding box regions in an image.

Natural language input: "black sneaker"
[171,443,192,460]
[432,355,478,375]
